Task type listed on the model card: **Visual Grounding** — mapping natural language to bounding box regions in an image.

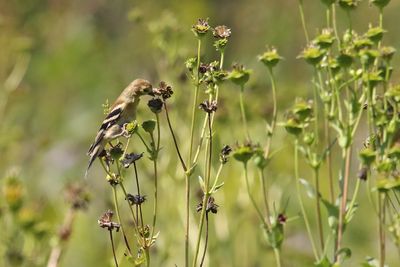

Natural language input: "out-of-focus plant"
[290,0,399,266]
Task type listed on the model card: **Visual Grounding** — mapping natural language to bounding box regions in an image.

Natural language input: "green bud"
[258,47,282,68]
[233,144,255,164]
[339,0,360,10]
[125,121,138,135]
[227,64,252,87]
[359,148,376,166]
[141,120,156,134]
[284,118,303,136]
[298,45,326,66]
[366,26,386,43]
[314,28,335,49]
[371,0,391,9]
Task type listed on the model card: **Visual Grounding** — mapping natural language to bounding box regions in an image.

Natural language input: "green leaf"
[336,247,351,261]
[314,256,333,267]
[264,224,284,249]
[198,176,205,192]
[322,199,339,232]
[361,256,382,267]
[299,178,316,199]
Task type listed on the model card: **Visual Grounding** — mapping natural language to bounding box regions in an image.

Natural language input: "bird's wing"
[87,101,126,155]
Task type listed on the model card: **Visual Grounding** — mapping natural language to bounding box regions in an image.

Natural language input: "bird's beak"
[146,87,155,96]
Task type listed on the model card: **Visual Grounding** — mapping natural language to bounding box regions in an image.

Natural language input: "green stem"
[259,169,272,230]
[111,185,132,256]
[109,230,119,267]
[298,0,310,43]
[192,114,213,267]
[332,4,341,49]
[313,167,324,250]
[244,164,267,226]
[145,248,150,267]
[150,114,160,241]
[345,177,361,222]
[239,85,251,141]
[192,50,225,165]
[336,147,352,262]
[273,248,282,267]
[379,193,386,267]
[294,139,319,260]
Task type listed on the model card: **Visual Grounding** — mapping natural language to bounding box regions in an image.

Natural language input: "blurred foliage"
[1,0,400,266]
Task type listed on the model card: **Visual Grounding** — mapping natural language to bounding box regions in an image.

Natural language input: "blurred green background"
[1,0,400,266]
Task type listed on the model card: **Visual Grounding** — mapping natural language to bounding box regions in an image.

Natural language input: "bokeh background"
[1,0,400,266]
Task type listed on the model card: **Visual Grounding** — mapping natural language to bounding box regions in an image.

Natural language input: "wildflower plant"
[290,0,400,266]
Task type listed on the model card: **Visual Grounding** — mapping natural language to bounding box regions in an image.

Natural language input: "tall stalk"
[186,38,202,267]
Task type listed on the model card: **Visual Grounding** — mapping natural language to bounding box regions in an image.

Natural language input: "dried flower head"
[196,196,219,214]
[120,152,143,168]
[277,213,287,224]
[64,183,90,210]
[220,145,232,164]
[153,81,173,100]
[98,210,120,231]
[126,194,147,205]
[199,63,210,74]
[380,46,396,61]
[148,98,163,113]
[358,166,369,181]
[192,18,210,37]
[199,100,218,113]
[213,25,231,39]
[109,143,123,160]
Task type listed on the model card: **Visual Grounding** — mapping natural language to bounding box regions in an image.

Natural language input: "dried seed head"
[120,152,143,168]
[196,196,219,214]
[220,145,232,164]
[148,98,163,113]
[277,213,287,224]
[98,210,120,231]
[213,25,231,39]
[358,166,368,181]
[64,183,90,210]
[153,81,173,100]
[126,194,146,205]
[192,18,210,37]
[199,100,218,113]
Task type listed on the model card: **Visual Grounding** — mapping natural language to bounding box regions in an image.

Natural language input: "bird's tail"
[85,142,104,178]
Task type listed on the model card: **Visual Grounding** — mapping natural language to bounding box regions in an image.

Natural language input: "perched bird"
[86,79,153,176]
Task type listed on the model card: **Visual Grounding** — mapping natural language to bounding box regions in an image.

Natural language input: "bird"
[86,78,153,177]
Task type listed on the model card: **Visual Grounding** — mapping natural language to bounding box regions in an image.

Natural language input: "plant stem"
[109,230,119,267]
[164,102,187,171]
[133,162,144,230]
[239,85,251,141]
[294,139,319,260]
[111,185,132,255]
[244,164,267,226]
[150,114,160,241]
[199,213,209,267]
[273,248,282,267]
[298,0,310,43]
[259,169,272,229]
[331,4,340,49]
[145,248,150,267]
[379,193,386,267]
[313,167,324,250]
[325,118,335,203]
[336,147,352,261]
[192,114,213,267]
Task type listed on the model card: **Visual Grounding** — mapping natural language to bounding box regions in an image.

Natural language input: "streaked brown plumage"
[86,79,152,177]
